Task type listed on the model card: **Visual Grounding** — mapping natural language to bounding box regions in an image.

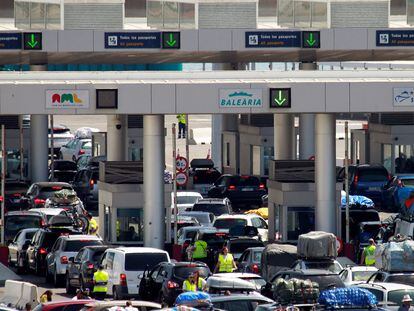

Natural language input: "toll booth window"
[287,207,315,241]
[116,208,143,242]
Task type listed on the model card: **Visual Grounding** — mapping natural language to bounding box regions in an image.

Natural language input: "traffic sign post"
[302,31,320,48]
[176,156,188,172]
[23,33,42,50]
[162,32,180,49]
[269,88,291,108]
[176,172,188,186]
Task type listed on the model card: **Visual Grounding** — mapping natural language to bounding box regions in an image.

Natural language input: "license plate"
[242,187,254,191]
[368,187,380,191]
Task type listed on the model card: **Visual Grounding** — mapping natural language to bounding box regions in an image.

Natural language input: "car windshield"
[39,186,72,199]
[25,231,36,241]
[214,219,247,230]
[5,216,42,234]
[229,241,264,254]
[92,250,106,262]
[183,214,210,224]
[402,178,414,187]
[303,261,342,274]
[352,270,377,282]
[125,253,168,271]
[252,251,262,263]
[174,266,210,279]
[387,275,414,286]
[177,196,200,205]
[297,275,344,291]
[229,176,260,187]
[193,204,228,216]
[193,169,221,184]
[388,290,414,304]
[42,232,63,248]
[64,240,102,252]
[358,168,388,182]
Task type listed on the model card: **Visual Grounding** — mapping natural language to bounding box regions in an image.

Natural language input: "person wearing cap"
[214,246,237,273]
[360,238,376,266]
[93,265,109,300]
[399,294,414,311]
[182,272,206,292]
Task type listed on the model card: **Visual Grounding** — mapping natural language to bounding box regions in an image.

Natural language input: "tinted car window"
[63,240,102,252]
[25,231,36,241]
[401,178,414,186]
[193,169,221,184]
[294,274,345,291]
[387,275,414,286]
[388,290,414,304]
[229,241,264,254]
[177,196,200,205]
[358,168,388,182]
[213,300,260,311]
[38,186,73,199]
[42,232,66,248]
[5,216,42,234]
[173,266,210,279]
[214,218,247,230]
[124,253,168,271]
[229,176,260,187]
[193,204,229,216]
[92,250,106,262]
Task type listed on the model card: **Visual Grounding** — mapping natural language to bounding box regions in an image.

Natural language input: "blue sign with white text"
[376,30,414,46]
[105,32,161,49]
[245,31,301,48]
[0,33,22,50]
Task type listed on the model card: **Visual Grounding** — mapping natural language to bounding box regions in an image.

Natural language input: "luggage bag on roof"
[261,243,297,281]
[318,287,377,309]
[376,240,414,272]
[297,231,337,259]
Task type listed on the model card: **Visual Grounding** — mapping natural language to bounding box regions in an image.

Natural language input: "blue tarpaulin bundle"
[341,191,375,208]
[318,287,377,309]
[175,292,212,308]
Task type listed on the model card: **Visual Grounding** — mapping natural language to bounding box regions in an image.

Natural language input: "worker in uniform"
[214,246,237,273]
[93,265,109,300]
[360,238,376,266]
[176,114,186,139]
[182,272,206,292]
[88,214,98,235]
[190,237,208,264]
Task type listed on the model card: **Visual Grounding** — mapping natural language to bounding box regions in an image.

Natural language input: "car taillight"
[353,175,359,185]
[0,196,3,202]
[60,256,68,264]
[228,185,236,191]
[87,262,94,269]
[259,183,265,189]
[89,179,94,189]
[34,198,46,205]
[12,193,21,197]
[51,186,62,190]
[251,264,259,274]
[388,174,392,180]
[167,281,180,289]
[78,150,85,155]
[120,273,127,286]
[39,248,47,255]
[40,219,46,227]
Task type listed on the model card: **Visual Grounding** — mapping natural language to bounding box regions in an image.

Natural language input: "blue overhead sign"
[245,31,301,48]
[105,32,161,49]
[0,33,22,50]
[376,30,414,46]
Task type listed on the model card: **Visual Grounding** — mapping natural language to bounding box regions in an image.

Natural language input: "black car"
[208,175,267,208]
[139,261,211,306]
[72,167,99,210]
[3,181,29,212]
[49,160,77,183]
[261,269,345,299]
[65,245,109,293]
[22,182,74,209]
[4,211,47,244]
[26,227,81,275]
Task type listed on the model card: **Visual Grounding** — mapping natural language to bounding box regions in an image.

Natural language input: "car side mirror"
[68,257,74,263]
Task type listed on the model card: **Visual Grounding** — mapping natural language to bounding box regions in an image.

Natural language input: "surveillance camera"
[116,124,122,130]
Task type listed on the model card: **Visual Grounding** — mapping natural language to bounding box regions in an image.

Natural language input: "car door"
[101,251,115,294]
[47,238,61,274]
[9,231,20,263]
[208,177,227,197]
[140,264,162,300]
[69,249,84,286]
[237,250,249,272]
[252,217,268,242]
[27,230,40,268]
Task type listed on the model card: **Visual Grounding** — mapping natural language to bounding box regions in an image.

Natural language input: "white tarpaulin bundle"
[297,231,337,259]
[74,127,100,139]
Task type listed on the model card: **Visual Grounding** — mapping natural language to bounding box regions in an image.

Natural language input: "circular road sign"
[176,156,188,172]
[176,172,188,186]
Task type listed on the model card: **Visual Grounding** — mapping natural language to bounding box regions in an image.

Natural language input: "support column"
[299,62,316,160]
[274,114,294,160]
[107,115,127,161]
[315,114,337,234]
[30,115,48,182]
[143,115,165,248]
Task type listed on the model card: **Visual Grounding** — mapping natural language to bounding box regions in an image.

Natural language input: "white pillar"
[274,114,294,160]
[211,115,223,171]
[299,114,315,159]
[143,115,165,248]
[30,115,48,182]
[107,115,127,161]
[315,114,337,234]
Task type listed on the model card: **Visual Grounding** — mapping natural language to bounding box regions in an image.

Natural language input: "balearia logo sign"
[219,89,263,108]
[46,90,90,109]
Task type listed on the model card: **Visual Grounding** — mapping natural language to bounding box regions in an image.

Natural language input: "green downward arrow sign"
[27,34,39,48]
[166,34,176,47]
[274,90,286,106]
[306,33,316,47]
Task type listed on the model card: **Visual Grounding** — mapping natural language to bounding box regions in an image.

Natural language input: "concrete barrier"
[0,280,23,307]
[16,282,39,310]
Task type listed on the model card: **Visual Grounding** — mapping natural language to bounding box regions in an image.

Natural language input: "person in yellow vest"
[176,114,186,139]
[360,238,376,266]
[88,214,98,235]
[190,238,208,264]
[93,265,109,300]
[214,246,237,273]
[40,290,53,303]
[182,272,206,292]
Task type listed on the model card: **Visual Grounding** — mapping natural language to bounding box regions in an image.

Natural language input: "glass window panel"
[294,1,311,28]
[179,3,195,29]
[46,3,61,30]
[30,2,46,29]
[277,0,294,27]
[116,208,143,242]
[15,2,30,30]
[147,0,163,28]
[259,0,277,17]
[311,2,327,28]
[163,1,179,29]
[287,207,315,241]
[408,0,414,25]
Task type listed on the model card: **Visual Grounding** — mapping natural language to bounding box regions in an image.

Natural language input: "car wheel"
[66,273,75,294]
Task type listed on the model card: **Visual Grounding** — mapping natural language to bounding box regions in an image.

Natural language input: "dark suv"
[139,262,211,306]
[72,167,99,210]
[208,175,267,208]
[22,182,74,209]
[26,227,81,275]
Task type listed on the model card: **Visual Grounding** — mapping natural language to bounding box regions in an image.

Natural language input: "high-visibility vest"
[218,254,234,273]
[40,294,49,303]
[93,270,109,293]
[89,218,98,234]
[364,245,376,266]
[177,114,186,124]
[193,240,207,259]
[183,278,205,291]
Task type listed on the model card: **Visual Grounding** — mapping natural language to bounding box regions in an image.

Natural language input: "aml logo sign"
[46,90,90,109]
[219,89,263,108]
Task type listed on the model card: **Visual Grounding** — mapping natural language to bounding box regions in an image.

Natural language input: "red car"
[33,299,94,311]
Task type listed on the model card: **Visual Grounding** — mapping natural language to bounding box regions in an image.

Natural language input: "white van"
[100,247,170,300]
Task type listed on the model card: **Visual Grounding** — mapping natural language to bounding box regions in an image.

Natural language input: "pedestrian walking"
[360,238,376,266]
[93,265,109,300]
[190,236,208,264]
[214,246,237,273]
[176,114,186,139]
